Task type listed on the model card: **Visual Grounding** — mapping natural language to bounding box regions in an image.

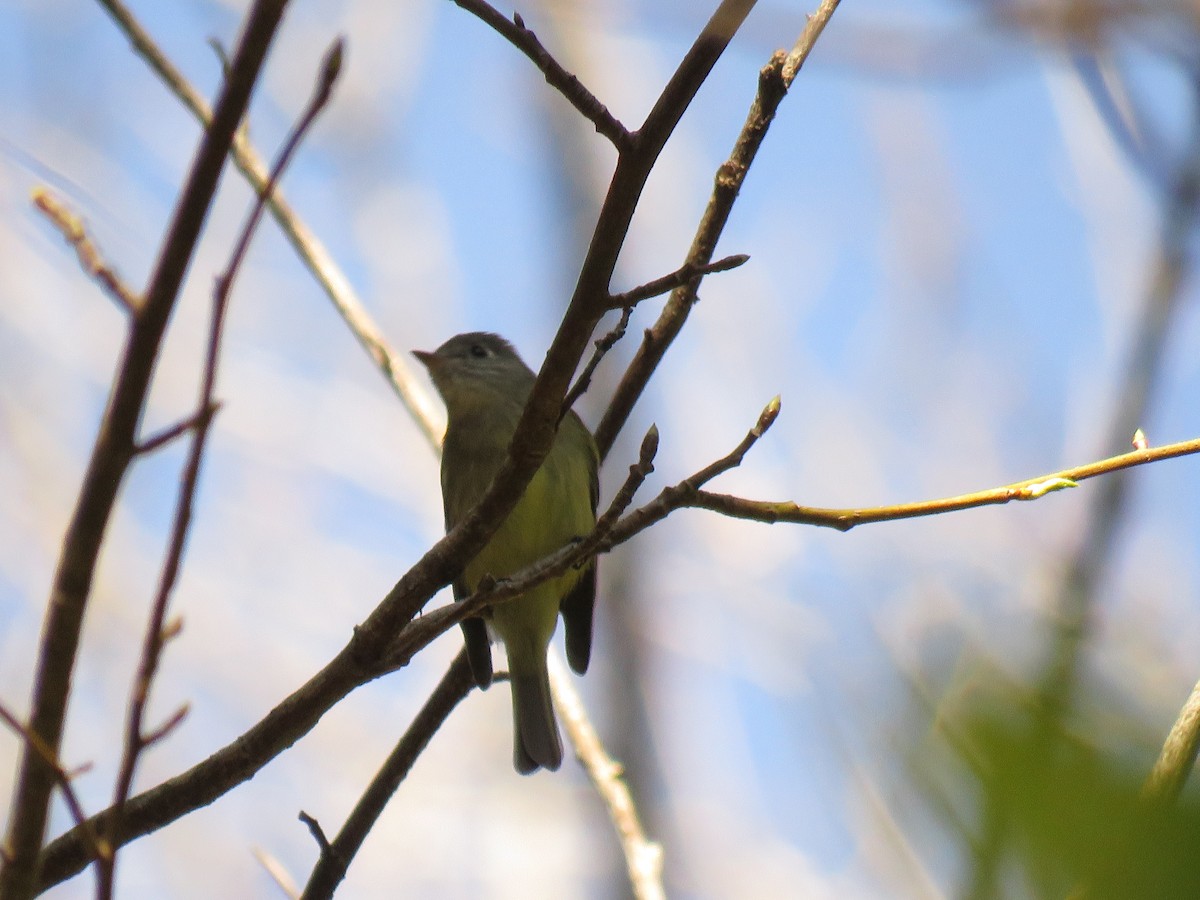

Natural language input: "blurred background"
[2,0,1200,897]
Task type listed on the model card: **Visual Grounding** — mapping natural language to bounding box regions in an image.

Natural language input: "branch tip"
[143,704,190,748]
[640,425,660,463]
[206,38,232,78]
[609,253,751,309]
[453,0,628,146]
[757,395,782,434]
[161,616,184,643]
[32,185,140,314]
[315,36,346,106]
[299,811,333,855]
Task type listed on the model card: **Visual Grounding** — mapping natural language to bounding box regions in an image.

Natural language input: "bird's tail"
[510,660,563,774]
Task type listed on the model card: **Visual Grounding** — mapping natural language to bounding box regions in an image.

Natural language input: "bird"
[413,332,598,773]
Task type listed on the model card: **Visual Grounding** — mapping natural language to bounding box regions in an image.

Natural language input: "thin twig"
[253,846,301,900]
[31,188,140,314]
[141,705,191,749]
[1143,678,1200,804]
[561,306,634,417]
[134,403,219,456]
[450,0,629,147]
[685,435,1200,531]
[299,652,474,900]
[595,0,842,459]
[548,654,664,900]
[97,27,341,900]
[0,5,291,895]
[94,0,445,450]
[607,253,749,309]
[297,812,334,857]
[0,702,108,884]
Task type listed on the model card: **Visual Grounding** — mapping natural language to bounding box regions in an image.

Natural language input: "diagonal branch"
[449,0,630,147]
[95,0,445,450]
[0,702,104,883]
[561,306,634,416]
[31,189,140,314]
[298,651,474,900]
[1143,677,1200,804]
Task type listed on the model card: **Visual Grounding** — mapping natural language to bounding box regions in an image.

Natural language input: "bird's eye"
[469,344,489,359]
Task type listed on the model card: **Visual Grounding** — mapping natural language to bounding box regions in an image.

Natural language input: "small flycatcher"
[414,332,598,774]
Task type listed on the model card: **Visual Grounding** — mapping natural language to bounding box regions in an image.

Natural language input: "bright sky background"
[2,1,1199,898]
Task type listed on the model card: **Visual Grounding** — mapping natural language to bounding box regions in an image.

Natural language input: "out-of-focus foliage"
[907,655,1200,899]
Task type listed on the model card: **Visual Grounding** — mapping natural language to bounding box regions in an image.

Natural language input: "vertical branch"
[594,0,842,459]
[0,2,292,896]
[94,39,342,900]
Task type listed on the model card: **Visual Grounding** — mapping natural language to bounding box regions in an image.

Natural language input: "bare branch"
[31,188,140,314]
[139,704,190,749]
[95,0,446,450]
[0,702,108,885]
[561,306,634,417]
[297,812,334,857]
[134,403,219,456]
[1143,678,1200,803]
[595,0,843,460]
[449,0,630,147]
[98,37,341,899]
[783,0,844,82]
[686,436,1200,531]
[299,652,474,900]
[686,395,780,485]
[548,655,664,900]
[0,4,292,894]
[607,253,750,309]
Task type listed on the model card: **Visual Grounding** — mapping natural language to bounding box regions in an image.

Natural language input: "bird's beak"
[412,349,436,370]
